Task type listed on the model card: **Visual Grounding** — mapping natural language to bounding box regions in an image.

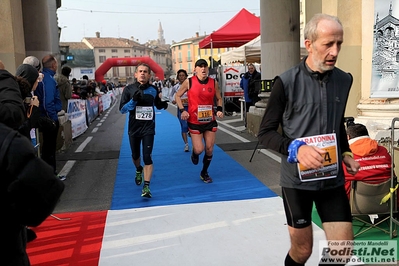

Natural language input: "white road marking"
[75,136,93,153]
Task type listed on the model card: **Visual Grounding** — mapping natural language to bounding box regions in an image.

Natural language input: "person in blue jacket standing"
[36,54,63,180]
[240,63,261,126]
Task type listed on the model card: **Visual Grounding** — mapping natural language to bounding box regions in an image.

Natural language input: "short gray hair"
[304,14,342,42]
[23,56,41,71]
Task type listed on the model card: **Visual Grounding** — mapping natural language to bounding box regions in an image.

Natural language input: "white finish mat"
[99,197,326,265]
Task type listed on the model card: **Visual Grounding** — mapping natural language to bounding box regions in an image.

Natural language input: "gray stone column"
[0,0,26,72]
[245,0,300,136]
[260,0,300,79]
[22,0,53,62]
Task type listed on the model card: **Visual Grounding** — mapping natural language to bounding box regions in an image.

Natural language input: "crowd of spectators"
[70,75,119,100]
[68,75,176,101]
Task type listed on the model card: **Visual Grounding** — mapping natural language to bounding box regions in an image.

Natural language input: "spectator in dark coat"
[56,66,72,112]
[240,63,261,106]
[240,64,261,127]
[1,123,34,266]
[0,67,25,130]
[0,61,31,266]
[0,121,65,266]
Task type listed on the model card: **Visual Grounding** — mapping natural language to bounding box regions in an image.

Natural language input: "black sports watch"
[180,108,185,113]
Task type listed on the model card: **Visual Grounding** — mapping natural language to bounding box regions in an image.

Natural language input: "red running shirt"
[187,76,216,125]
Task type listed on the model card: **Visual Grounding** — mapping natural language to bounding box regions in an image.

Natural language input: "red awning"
[199,8,260,49]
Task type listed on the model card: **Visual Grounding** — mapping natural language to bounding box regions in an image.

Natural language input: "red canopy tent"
[199,8,260,49]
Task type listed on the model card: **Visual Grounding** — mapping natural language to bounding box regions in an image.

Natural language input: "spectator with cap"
[15,64,40,140]
[55,66,72,112]
[14,63,42,244]
[175,59,224,184]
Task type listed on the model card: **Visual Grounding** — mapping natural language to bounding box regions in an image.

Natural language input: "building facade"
[59,32,172,83]
[59,41,95,80]
[170,32,229,75]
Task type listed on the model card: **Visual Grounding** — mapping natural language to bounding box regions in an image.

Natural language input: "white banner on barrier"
[67,99,88,139]
[101,93,112,111]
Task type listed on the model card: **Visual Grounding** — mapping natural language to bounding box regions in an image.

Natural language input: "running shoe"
[57,175,66,181]
[200,172,213,183]
[191,151,199,165]
[141,185,152,198]
[135,170,143,186]
[184,143,189,152]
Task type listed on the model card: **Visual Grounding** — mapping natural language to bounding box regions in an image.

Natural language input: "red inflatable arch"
[94,57,165,82]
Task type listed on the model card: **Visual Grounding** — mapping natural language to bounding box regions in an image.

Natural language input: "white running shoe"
[184,144,189,152]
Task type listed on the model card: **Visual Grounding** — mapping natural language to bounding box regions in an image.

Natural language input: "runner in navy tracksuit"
[119,63,167,198]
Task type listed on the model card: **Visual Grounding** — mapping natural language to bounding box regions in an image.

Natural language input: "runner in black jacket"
[119,63,167,198]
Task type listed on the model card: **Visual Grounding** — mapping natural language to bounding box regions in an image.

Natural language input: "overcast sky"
[57,0,260,44]
[375,0,399,21]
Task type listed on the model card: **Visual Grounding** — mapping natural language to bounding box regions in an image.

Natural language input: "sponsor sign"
[222,65,246,97]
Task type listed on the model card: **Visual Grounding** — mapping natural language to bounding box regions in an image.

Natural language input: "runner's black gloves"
[154,97,168,110]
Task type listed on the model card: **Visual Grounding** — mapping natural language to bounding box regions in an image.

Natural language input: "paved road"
[54,96,282,214]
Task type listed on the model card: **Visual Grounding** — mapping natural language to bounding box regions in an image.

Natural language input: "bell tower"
[158,21,165,45]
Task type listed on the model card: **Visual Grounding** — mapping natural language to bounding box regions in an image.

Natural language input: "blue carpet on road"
[111,109,276,210]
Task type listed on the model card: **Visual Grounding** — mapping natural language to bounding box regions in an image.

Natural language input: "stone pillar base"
[57,120,72,151]
[356,101,399,140]
[247,112,263,137]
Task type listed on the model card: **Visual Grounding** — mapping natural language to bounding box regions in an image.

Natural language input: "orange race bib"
[181,98,188,105]
[297,133,339,182]
[197,105,213,123]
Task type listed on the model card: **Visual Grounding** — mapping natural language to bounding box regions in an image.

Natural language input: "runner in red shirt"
[175,59,223,183]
